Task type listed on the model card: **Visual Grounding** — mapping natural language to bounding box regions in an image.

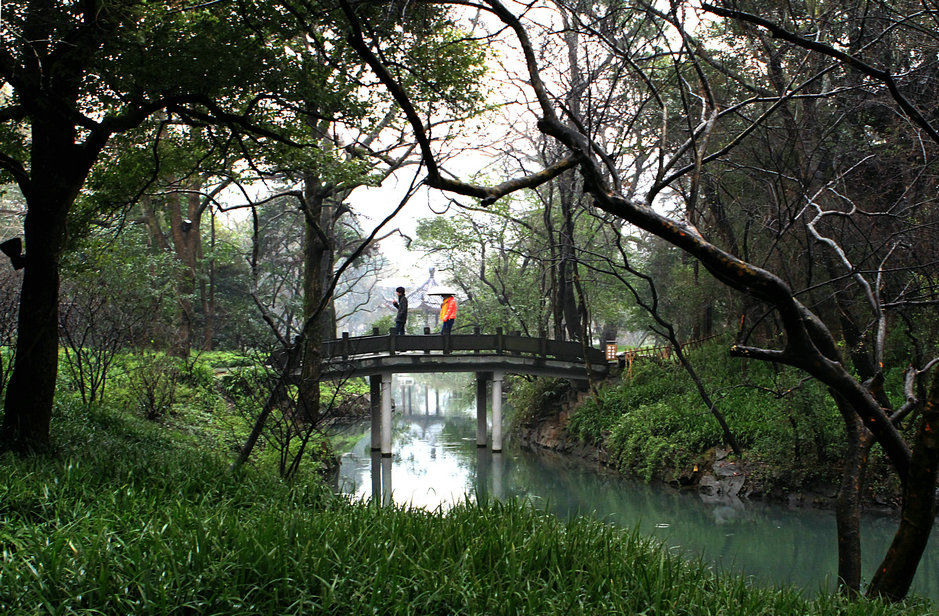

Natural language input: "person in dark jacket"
[393,287,408,334]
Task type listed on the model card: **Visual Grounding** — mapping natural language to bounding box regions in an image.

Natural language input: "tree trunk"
[558,185,580,341]
[299,179,328,422]
[833,399,873,595]
[1,118,85,453]
[543,198,563,340]
[201,208,216,351]
[1,203,65,453]
[167,186,204,358]
[867,368,939,600]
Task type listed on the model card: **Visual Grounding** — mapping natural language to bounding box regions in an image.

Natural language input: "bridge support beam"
[381,455,393,506]
[476,372,491,447]
[369,375,381,451]
[381,373,393,456]
[492,371,504,453]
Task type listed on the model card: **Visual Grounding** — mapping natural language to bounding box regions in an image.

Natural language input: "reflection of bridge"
[367,448,506,507]
[320,328,611,457]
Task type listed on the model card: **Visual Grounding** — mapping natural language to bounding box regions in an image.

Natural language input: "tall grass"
[0,399,932,614]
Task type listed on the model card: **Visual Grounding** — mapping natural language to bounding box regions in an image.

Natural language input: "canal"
[331,373,939,601]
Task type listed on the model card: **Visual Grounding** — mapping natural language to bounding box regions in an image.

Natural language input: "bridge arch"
[317,328,610,456]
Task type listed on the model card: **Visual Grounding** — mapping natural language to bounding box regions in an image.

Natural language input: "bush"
[507,376,575,430]
[605,398,723,481]
[567,360,690,445]
[564,341,852,490]
[121,352,184,420]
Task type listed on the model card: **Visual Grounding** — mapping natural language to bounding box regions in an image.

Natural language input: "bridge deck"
[316,331,609,381]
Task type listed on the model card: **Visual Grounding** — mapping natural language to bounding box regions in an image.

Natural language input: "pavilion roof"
[408,267,445,311]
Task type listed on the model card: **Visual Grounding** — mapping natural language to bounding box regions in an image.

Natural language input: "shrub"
[567,360,690,445]
[605,398,723,481]
[507,376,575,430]
[122,352,184,420]
[564,340,855,491]
[219,365,276,403]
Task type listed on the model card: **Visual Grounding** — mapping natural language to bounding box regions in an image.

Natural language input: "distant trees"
[58,229,176,403]
[415,201,551,336]
[414,196,630,342]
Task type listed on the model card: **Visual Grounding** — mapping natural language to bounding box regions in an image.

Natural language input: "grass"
[0,398,934,614]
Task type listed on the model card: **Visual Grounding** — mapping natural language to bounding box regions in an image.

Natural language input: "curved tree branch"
[702,3,939,145]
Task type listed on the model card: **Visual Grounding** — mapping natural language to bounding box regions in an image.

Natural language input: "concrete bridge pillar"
[381,373,393,456]
[381,455,393,506]
[476,372,490,447]
[370,450,381,501]
[371,450,393,506]
[492,371,504,452]
[370,375,381,451]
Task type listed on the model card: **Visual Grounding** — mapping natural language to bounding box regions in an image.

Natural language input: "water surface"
[333,374,939,601]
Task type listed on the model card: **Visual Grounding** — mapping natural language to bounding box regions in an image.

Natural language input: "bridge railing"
[319,327,607,365]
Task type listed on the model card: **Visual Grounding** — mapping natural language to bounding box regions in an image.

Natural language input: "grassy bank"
[0,397,933,614]
[511,339,904,501]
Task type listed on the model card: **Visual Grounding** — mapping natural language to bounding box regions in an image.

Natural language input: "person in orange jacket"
[440,293,457,334]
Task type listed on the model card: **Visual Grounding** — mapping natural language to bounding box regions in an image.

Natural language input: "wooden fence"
[615,335,719,379]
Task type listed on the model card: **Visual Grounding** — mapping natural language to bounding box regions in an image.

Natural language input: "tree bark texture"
[867,368,939,600]
[833,401,873,595]
[300,179,328,423]
[2,115,88,453]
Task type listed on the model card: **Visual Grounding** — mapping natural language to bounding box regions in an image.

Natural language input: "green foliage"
[122,352,185,421]
[0,399,930,615]
[369,314,396,336]
[564,341,851,490]
[322,378,369,400]
[508,377,576,430]
[606,399,721,482]
[567,360,690,445]
[196,350,258,369]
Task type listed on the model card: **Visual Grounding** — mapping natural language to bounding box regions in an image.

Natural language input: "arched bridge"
[320,327,610,381]
[314,327,613,457]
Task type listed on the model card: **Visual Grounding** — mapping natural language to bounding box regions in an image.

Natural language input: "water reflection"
[333,374,938,600]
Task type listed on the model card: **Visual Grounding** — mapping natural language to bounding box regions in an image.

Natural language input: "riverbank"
[508,342,905,512]
[513,391,842,509]
[1,397,931,614]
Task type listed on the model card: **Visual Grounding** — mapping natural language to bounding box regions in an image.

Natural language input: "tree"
[0,0,311,452]
[339,0,939,601]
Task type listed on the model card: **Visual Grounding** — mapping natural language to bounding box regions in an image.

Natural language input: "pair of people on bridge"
[392,287,457,334]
